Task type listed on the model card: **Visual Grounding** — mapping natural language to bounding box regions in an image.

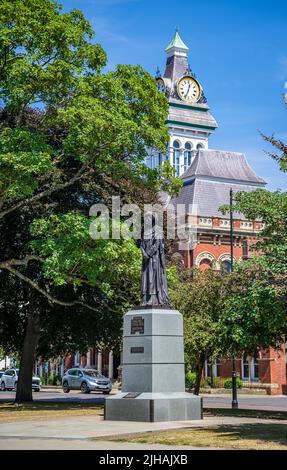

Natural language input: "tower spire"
[165,29,189,54]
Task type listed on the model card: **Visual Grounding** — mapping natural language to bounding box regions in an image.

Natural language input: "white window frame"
[241,354,259,381]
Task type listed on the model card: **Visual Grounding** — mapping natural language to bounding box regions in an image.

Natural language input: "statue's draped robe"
[141,236,169,306]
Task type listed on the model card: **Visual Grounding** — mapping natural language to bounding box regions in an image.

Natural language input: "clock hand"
[185,83,191,98]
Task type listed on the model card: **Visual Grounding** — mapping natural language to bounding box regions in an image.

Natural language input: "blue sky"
[62,0,287,190]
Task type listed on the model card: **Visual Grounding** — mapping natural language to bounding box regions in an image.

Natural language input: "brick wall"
[260,346,286,395]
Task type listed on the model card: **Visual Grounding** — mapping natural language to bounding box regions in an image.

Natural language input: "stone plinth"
[105,307,202,422]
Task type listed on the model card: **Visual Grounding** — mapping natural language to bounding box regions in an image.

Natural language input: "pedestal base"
[105,307,203,422]
[105,392,202,422]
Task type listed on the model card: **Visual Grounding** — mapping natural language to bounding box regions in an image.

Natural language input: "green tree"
[169,264,286,395]
[217,261,286,358]
[169,268,224,395]
[0,0,180,402]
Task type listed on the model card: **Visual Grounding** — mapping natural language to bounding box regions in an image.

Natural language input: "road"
[0,390,287,411]
[201,394,287,411]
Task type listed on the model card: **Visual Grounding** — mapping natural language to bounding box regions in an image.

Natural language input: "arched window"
[173,140,180,176]
[199,258,212,271]
[197,143,204,150]
[184,142,193,171]
[222,259,232,273]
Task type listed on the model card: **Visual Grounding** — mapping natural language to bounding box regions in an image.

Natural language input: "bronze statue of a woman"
[141,215,169,306]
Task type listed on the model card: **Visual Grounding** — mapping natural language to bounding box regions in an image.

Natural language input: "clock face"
[177,76,201,102]
[156,78,166,93]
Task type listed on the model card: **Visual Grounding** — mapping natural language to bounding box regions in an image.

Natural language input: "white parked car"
[0,368,41,392]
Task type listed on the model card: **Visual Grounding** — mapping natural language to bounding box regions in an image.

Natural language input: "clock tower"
[146,30,218,176]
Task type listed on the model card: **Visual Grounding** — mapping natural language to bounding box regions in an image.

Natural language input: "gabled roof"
[165,31,189,52]
[182,150,266,185]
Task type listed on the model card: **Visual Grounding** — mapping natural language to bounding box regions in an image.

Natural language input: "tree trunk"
[194,354,205,396]
[15,313,40,403]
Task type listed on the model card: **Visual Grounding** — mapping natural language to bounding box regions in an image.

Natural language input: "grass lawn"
[108,423,287,450]
[99,409,287,451]
[204,408,287,421]
[0,402,103,423]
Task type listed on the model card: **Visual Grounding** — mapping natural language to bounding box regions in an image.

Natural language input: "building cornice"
[182,175,267,188]
[166,119,217,131]
[169,102,209,112]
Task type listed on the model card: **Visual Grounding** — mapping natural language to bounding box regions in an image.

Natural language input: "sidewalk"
[1,412,286,450]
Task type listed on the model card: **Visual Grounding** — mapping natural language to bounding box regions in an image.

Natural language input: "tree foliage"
[217,261,286,356]
[0,0,181,401]
[169,264,286,394]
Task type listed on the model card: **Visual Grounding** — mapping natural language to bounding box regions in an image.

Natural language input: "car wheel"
[80,382,90,394]
[103,391,110,395]
[34,389,40,392]
[63,381,70,393]
[0,382,5,391]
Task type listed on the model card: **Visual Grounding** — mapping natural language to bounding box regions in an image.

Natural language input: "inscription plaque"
[131,316,144,335]
[130,346,144,354]
[123,392,141,399]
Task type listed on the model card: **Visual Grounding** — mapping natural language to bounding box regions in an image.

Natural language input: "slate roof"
[163,54,189,84]
[170,150,266,219]
[171,179,263,218]
[182,150,266,184]
[168,100,218,130]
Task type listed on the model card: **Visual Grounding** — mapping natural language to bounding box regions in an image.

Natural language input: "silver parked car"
[62,368,112,394]
[0,368,41,392]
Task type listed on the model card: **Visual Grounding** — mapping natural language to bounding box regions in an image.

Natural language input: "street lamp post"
[230,188,238,409]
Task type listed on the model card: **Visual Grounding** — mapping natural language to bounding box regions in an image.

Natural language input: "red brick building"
[170,150,286,395]
[36,31,286,394]
[35,347,120,381]
[153,31,286,395]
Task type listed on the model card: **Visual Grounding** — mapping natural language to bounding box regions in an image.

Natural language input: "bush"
[47,374,54,385]
[185,371,196,390]
[40,375,48,385]
[44,373,62,386]
[201,378,211,388]
[54,374,62,386]
[224,378,242,389]
[211,377,225,388]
